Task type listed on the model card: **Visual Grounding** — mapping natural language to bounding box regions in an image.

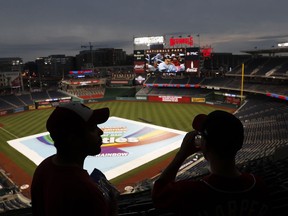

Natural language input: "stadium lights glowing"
[134,36,164,45]
[278,42,288,47]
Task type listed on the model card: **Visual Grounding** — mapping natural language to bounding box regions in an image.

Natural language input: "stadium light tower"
[196,34,201,48]
[81,42,94,69]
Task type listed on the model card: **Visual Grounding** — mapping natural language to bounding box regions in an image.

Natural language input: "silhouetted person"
[31,102,118,216]
[152,110,269,216]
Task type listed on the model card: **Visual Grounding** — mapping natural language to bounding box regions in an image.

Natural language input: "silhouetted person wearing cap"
[152,110,269,216]
[31,102,118,216]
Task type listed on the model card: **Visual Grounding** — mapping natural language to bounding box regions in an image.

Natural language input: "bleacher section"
[60,78,106,99]
[0,195,31,214]
[1,94,288,215]
[117,155,288,216]
[137,87,211,97]
[0,170,31,214]
[47,90,70,99]
[0,94,29,111]
[65,86,105,99]
[30,91,50,101]
[143,73,287,98]
[145,76,204,86]
[0,91,71,111]
[200,76,287,96]
[227,56,288,78]
[1,60,288,214]
[116,96,288,216]
[0,99,14,111]
[16,94,33,106]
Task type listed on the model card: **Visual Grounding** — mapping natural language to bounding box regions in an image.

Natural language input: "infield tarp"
[8,117,186,180]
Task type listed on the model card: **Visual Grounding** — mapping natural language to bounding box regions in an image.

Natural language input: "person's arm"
[152,131,200,208]
[157,131,200,182]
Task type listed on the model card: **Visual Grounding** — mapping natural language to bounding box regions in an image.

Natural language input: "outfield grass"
[0,101,231,177]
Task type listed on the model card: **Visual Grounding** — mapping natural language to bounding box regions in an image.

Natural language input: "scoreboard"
[35,97,72,109]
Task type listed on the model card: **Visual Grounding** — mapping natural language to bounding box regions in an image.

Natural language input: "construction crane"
[81,42,94,69]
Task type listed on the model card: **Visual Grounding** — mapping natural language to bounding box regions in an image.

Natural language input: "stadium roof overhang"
[241,47,288,55]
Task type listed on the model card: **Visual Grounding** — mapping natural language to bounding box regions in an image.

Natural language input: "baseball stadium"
[0,35,288,215]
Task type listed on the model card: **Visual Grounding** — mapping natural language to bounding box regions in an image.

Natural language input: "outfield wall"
[0,106,33,117]
[0,92,238,117]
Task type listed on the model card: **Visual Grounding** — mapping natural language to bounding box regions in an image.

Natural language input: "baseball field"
[0,101,233,194]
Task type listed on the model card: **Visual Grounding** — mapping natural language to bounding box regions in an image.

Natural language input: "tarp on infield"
[8,117,186,180]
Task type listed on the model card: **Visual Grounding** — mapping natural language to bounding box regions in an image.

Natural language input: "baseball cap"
[46,102,109,136]
[193,110,244,154]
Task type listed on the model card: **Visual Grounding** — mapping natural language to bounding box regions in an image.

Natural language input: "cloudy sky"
[1,0,288,62]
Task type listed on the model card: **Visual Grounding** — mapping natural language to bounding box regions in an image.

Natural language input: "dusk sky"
[1,0,288,62]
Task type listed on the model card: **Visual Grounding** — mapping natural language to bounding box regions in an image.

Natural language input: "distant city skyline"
[1,0,288,62]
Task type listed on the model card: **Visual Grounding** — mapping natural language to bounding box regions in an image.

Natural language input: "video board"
[35,97,72,109]
[134,47,200,74]
[185,47,200,73]
[68,70,93,78]
[145,48,186,74]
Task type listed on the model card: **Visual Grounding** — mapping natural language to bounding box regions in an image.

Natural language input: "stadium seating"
[47,90,70,99]
[116,156,288,216]
[0,95,24,108]
[0,99,14,111]
[116,95,288,216]
[1,77,288,215]
[0,171,31,215]
[136,87,211,98]
[16,94,33,106]
[0,91,71,111]
[5,150,287,216]
[65,86,105,99]
[274,61,288,77]
[144,76,157,84]
[30,91,50,101]
[0,94,34,110]
[227,56,288,78]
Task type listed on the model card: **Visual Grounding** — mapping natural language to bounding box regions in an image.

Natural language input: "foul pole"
[240,63,244,103]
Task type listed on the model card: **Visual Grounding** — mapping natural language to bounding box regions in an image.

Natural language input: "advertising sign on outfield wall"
[148,95,191,103]
[191,98,206,103]
[29,105,36,110]
[0,110,8,116]
[136,96,147,100]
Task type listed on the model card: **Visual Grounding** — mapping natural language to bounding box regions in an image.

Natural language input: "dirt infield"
[0,152,32,199]
[0,148,171,198]
[0,150,174,197]
[113,155,174,192]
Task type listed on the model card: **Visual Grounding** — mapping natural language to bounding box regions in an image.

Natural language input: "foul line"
[0,127,19,139]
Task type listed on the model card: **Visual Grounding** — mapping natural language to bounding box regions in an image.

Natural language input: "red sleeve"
[152,178,195,209]
[75,189,109,216]
[31,162,46,216]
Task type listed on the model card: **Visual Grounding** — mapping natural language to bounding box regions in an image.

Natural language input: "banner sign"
[191,98,206,103]
[170,36,193,47]
[148,95,191,103]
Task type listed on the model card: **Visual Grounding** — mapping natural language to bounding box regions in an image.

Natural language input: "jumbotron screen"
[69,70,93,78]
[134,47,200,74]
[146,48,186,73]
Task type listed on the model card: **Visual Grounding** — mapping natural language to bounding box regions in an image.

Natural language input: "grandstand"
[60,77,106,100]
[1,91,288,215]
[115,95,288,216]
[0,90,72,112]
[0,170,31,214]
[1,46,288,215]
